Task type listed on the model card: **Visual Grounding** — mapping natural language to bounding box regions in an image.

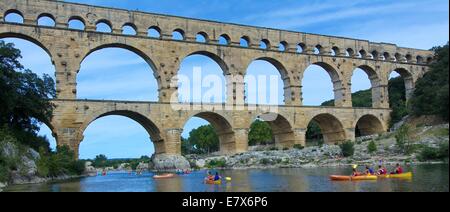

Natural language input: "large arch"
[0,32,53,59]
[355,114,385,137]
[78,110,162,144]
[389,67,414,100]
[244,57,288,105]
[182,51,229,74]
[77,43,160,101]
[351,65,382,108]
[301,62,342,106]
[78,111,159,159]
[306,113,346,144]
[256,113,295,148]
[177,51,228,103]
[182,112,235,154]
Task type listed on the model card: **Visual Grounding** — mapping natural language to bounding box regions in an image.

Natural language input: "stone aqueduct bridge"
[0,0,434,158]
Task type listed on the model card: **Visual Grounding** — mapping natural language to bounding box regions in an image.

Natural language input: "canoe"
[205,179,222,185]
[378,172,412,179]
[330,175,378,181]
[153,173,175,179]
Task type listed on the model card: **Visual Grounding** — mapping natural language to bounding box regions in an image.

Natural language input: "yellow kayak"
[378,172,412,179]
[205,179,222,185]
[330,175,378,181]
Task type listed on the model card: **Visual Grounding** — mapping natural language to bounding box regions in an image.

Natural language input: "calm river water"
[4,164,449,192]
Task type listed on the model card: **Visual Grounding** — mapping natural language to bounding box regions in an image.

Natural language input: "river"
[4,164,449,192]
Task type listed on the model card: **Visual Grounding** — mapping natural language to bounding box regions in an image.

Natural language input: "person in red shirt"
[391,163,403,174]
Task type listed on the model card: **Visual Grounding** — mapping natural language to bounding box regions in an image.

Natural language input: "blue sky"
[2,0,448,159]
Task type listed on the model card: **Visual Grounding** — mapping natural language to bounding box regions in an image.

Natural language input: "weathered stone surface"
[152,154,190,171]
[0,0,434,159]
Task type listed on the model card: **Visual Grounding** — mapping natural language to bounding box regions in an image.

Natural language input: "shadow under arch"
[307,113,346,144]
[256,112,295,148]
[0,32,53,59]
[355,114,385,137]
[184,111,236,154]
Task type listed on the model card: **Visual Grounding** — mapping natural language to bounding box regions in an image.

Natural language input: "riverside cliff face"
[0,140,87,191]
[186,124,449,170]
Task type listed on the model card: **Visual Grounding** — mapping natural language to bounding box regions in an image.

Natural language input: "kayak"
[153,173,175,179]
[378,172,412,179]
[205,179,222,185]
[330,175,378,181]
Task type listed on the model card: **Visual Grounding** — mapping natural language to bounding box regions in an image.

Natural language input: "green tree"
[410,43,449,121]
[340,141,355,157]
[187,125,219,154]
[0,40,55,152]
[93,154,108,167]
[367,140,377,153]
[248,120,273,146]
[395,125,415,154]
[388,77,408,125]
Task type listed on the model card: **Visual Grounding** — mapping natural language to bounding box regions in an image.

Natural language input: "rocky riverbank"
[185,124,449,170]
[0,140,90,192]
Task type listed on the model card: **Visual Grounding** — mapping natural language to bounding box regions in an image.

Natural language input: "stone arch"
[256,113,295,148]
[389,67,414,100]
[218,34,231,45]
[184,111,236,154]
[353,65,382,107]
[95,19,112,33]
[122,22,137,35]
[68,16,86,30]
[4,9,24,23]
[260,39,270,49]
[297,43,306,53]
[148,26,161,38]
[76,110,162,157]
[172,28,185,40]
[37,13,56,26]
[279,41,288,52]
[306,113,346,144]
[0,32,53,60]
[245,57,292,104]
[181,50,229,75]
[302,61,344,106]
[240,36,250,47]
[196,31,209,43]
[81,43,159,79]
[332,46,340,56]
[355,114,385,137]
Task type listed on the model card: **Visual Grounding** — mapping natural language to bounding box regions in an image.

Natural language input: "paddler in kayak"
[214,172,221,181]
[352,168,361,176]
[364,165,375,175]
[391,163,403,174]
[376,165,388,175]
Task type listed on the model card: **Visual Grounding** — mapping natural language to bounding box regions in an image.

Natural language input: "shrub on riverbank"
[37,146,85,177]
[367,140,377,153]
[206,159,227,168]
[340,141,355,157]
[418,141,449,161]
[395,125,416,154]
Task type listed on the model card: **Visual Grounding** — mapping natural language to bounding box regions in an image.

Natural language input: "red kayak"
[153,173,175,179]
